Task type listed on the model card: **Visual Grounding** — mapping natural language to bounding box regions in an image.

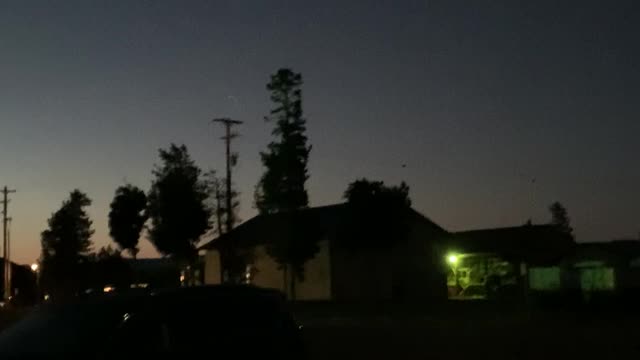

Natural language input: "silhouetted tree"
[255,68,311,214]
[147,144,211,261]
[549,201,573,238]
[338,179,412,250]
[40,190,94,299]
[255,68,312,299]
[108,184,148,258]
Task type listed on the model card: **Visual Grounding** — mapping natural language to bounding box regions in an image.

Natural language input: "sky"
[0,0,638,265]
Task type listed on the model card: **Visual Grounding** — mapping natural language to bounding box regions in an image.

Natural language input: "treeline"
[39,143,215,298]
[38,68,313,298]
[37,66,575,301]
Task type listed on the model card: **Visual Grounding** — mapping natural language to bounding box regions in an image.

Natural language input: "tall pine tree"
[255,68,312,299]
[256,69,311,213]
[41,190,95,299]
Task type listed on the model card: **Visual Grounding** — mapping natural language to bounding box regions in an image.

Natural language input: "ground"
[297,302,640,360]
[0,309,26,331]
[2,302,639,359]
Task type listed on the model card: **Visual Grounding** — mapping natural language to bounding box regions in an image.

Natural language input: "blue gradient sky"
[1,1,638,264]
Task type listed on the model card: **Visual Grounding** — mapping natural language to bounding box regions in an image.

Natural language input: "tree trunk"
[289,266,296,302]
[282,264,288,297]
[219,250,226,284]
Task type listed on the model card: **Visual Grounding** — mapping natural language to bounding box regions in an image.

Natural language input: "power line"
[2,186,16,302]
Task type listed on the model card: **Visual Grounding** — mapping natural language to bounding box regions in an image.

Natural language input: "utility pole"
[211,118,242,233]
[211,118,242,283]
[6,217,11,300]
[214,181,224,236]
[2,186,16,302]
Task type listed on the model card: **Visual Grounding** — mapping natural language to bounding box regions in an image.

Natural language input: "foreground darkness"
[296,303,639,360]
[2,301,639,359]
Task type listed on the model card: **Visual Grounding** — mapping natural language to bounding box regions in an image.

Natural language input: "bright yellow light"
[103,286,115,293]
[31,263,39,272]
[447,254,458,265]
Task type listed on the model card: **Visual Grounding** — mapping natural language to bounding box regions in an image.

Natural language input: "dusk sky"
[1,1,638,264]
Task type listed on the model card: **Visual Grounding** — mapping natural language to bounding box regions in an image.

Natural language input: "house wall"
[529,266,562,291]
[620,266,640,289]
[330,219,447,302]
[294,240,332,300]
[204,250,221,285]
[331,246,393,301]
[251,241,332,300]
[249,245,283,291]
[578,267,615,291]
[402,219,448,301]
[202,214,448,302]
[203,241,332,300]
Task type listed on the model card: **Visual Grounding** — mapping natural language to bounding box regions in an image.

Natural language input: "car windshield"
[0,2,638,359]
[0,302,125,355]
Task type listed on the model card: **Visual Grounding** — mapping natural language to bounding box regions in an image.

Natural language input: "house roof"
[568,240,640,266]
[445,225,576,265]
[199,203,445,250]
[199,204,346,250]
[124,258,179,273]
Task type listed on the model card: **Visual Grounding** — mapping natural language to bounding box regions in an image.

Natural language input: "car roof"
[152,284,285,298]
[68,285,287,309]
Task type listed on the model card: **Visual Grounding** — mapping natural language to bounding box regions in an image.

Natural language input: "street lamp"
[31,263,41,303]
[447,254,458,266]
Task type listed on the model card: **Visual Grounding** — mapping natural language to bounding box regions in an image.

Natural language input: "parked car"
[0,285,305,359]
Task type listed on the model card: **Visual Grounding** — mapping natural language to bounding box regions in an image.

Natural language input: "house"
[444,225,575,299]
[0,259,38,305]
[200,204,579,302]
[532,240,640,300]
[200,204,448,301]
[573,240,640,292]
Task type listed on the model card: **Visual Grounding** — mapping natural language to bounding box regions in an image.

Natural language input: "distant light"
[44,294,50,301]
[179,275,185,282]
[103,286,115,293]
[447,254,459,265]
[30,263,39,272]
